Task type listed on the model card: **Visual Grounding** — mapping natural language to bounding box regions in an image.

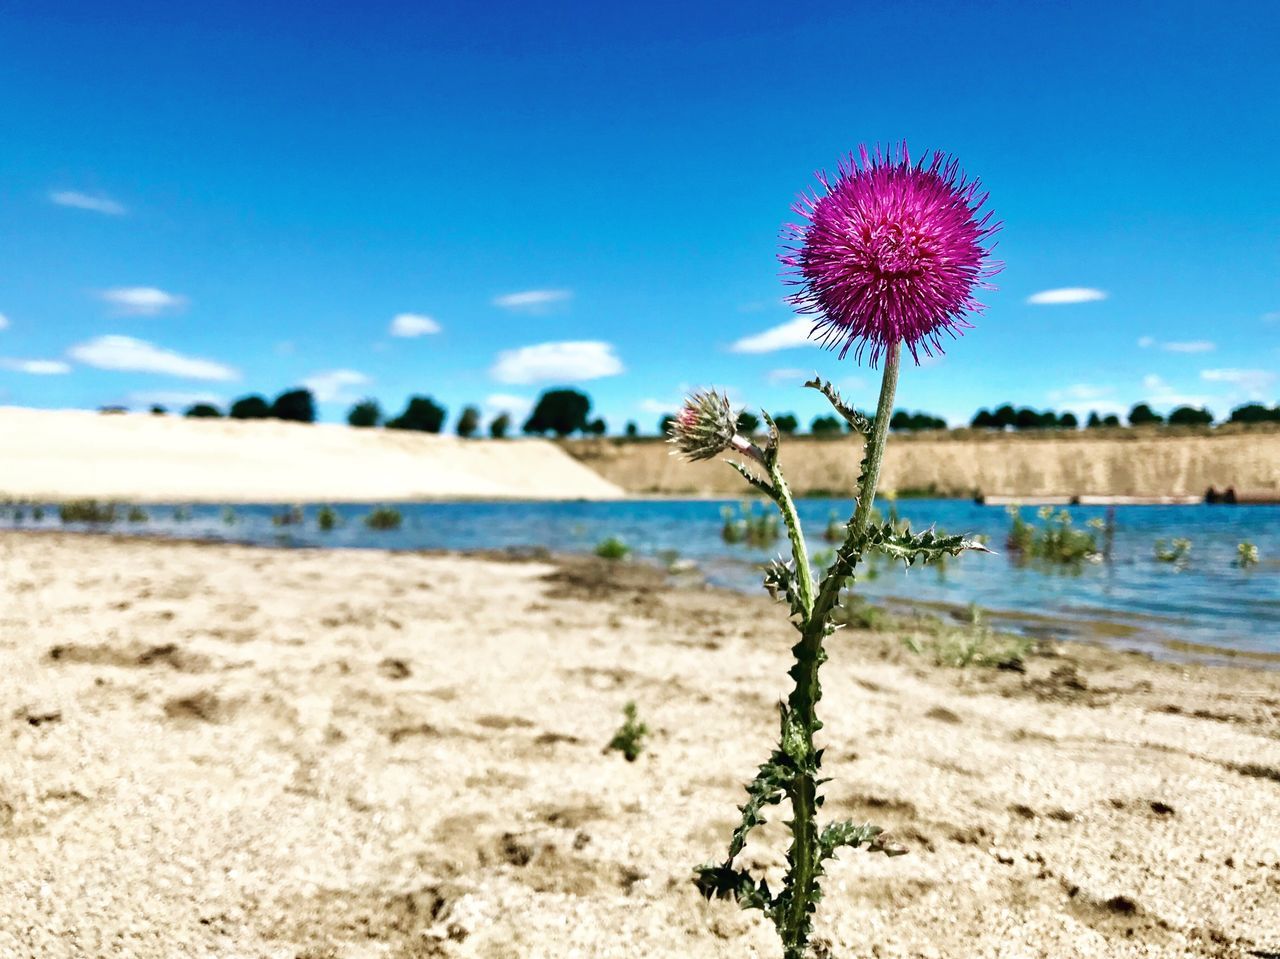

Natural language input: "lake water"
[6,498,1279,662]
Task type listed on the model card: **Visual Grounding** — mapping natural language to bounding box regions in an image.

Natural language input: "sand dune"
[2,533,1277,957]
[0,407,622,502]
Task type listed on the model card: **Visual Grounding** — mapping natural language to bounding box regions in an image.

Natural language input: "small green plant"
[221,506,237,525]
[1007,506,1099,566]
[607,702,649,762]
[1235,541,1259,569]
[272,505,304,527]
[31,505,44,522]
[172,505,192,522]
[58,500,118,524]
[1154,537,1192,565]
[594,535,631,560]
[822,511,844,543]
[721,501,780,547]
[316,505,339,531]
[903,605,1034,669]
[363,506,403,530]
[127,506,148,523]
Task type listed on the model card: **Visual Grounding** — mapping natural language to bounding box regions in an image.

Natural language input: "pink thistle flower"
[668,389,740,461]
[780,143,1001,366]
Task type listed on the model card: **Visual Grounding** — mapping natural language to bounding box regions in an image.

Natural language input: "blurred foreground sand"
[1,532,1277,958]
[0,407,622,502]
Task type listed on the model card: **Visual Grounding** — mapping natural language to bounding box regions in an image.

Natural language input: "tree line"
[148,387,1280,437]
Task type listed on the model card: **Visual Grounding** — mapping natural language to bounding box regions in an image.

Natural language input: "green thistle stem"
[778,341,902,957]
[769,460,815,619]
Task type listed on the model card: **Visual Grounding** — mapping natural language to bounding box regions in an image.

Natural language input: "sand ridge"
[0,407,623,502]
[1,532,1278,957]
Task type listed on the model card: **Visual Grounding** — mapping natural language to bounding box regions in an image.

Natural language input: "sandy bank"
[565,429,1280,500]
[0,407,622,502]
[2,532,1276,957]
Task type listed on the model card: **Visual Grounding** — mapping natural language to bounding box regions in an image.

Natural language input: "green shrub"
[364,506,403,530]
[317,505,339,531]
[1236,541,1260,568]
[59,500,118,524]
[127,506,148,523]
[904,605,1034,669]
[607,702,649,762]
[1154,537,1192,565]
[272,505,304,527]
[1006,506,1099,566]
[594,536,630,560]
[720,502,780,547]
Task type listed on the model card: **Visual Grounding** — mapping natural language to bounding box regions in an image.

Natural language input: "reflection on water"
[6,497,1279,660]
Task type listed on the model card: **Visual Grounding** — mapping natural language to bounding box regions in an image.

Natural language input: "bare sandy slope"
[567,430,1280,500]
[0,407,622,502]
[2,533,1278,958]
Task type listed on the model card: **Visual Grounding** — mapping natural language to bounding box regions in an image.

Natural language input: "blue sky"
[2,0,1278,431]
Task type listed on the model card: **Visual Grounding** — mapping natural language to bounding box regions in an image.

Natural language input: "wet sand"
[2,532,1277,958]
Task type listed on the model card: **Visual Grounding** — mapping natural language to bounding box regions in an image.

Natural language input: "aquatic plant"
[594,536,630,560]
[316,505,339,531]
[271,505,304,527]
[127,506,149,523]
[675,143,997,959]
[1154,537,1192,566]
[1006,506,1099,566]
[31,505,44,522]
[1235,541,1260,569]
[58,500,119,524]
[363,506,403,531]
[606,702,649,762]
[721,501,781,547]
[172,505,192,522]
[221,506,237,525]
[903,604,1033,669]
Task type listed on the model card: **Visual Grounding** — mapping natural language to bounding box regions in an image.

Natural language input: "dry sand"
[2,532,1278,958]
[566,430,1280,500]
[0,407,622,502]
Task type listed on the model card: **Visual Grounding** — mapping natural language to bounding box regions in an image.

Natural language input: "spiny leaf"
[692,864,774,913]
[817,819,908,861]
[726,749,794,858]
[865,521,990,568]
[763,558,806,621]
[726,459,776,498]
[804,376,871,434]
[760,411,781,467]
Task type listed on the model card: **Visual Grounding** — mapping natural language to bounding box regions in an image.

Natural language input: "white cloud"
[1137,336,1155,348]
[1048,383,1115,402]
[68,335,238,381]
[1200,368,1277,400]
[1026,287,1108,305]
[490,340,623,385]
[638,398,677,414]
[1139,337,1215,353]
[98,286,187,316]
[0,358,71,375]
[1261,310,1280,323]
[302,369,371,403]
[0,313,8,330]
[1140,373,1210,409]
[492,289,573,312]
[730,317,815,354]
[50,189,127,216]
[126,390,223,408]
[483,393,533,421]
[389,313,441,337]
[765,367,812,385]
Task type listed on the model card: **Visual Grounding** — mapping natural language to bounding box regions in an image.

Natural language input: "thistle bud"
[668,390,738,461]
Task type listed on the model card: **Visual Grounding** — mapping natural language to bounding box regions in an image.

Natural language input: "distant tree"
[98,405,128,414]
[1128,403,1162,427]
[346,398,382,428]
[184,403,222,418]
[229,394,271,419]
[456,405,481,438]
[1059,411,1079,429]
[991,404,1017,429]
[1014,407,1043,431]
[271,388,316,423]
[810,414,842,435]
[971,409,996,429]
[1103,414,1121,427]
[149,405,167,416]
[737,410,761,434]
[1229,403,1280,424]
[1167,405,1213,426]
[659,414,675,435]
[489,412,511,439]
[772,413,799,434]
[586,417,607,436]
[624,420,638,438]
[387,395,447,433]
[523,388,591,437]
[1086,411,1103,429]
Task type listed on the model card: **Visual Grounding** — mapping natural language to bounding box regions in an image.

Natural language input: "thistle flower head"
[781,143,1000,366]
[668,389,738,461]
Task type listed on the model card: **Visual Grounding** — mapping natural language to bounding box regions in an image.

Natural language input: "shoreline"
[2,532,1277,957]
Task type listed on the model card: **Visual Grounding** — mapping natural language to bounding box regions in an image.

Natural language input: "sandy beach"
[3,531,1278,957]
